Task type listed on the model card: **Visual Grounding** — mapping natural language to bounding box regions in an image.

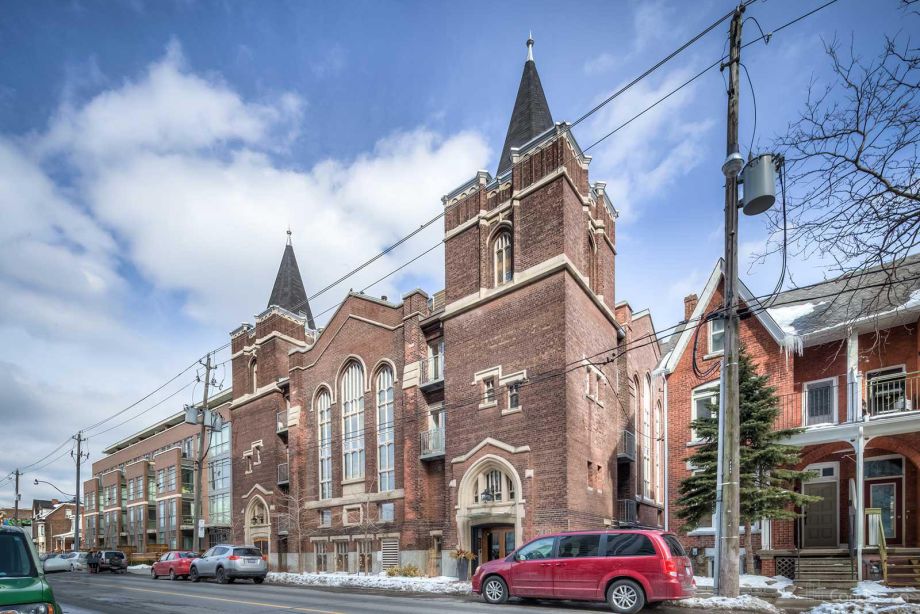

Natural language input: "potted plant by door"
[450,548,476,581]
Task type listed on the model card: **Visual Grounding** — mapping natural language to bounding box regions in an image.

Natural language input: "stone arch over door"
[244,494,271,556]
[456,454,525,552]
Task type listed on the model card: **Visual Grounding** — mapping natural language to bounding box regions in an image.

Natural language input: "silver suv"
[189,544,267,584]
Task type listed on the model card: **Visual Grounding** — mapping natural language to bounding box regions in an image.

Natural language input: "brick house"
[34,501,78,553]
[82,389,232,552]
[658,255,920,581]
[228,38,664,575]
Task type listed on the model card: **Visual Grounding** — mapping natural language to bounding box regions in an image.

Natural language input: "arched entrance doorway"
[456,455,524,572]
[244,495,271,561]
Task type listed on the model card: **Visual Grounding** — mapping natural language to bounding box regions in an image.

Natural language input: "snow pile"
[266,571,472,594]
[693,574,797,598]
[854,582,920,598]
[768,302,825,336]
[806,597,920,614]
[127,564,151,571]
[670,594,781,612]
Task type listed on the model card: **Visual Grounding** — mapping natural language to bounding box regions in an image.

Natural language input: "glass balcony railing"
[420,427,445,458]
[277,410,288,433]
[419,355,444,388]
[277,462,289,485]
[617,430,636,462]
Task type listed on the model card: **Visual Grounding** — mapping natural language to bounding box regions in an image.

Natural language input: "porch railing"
[774,369,920,431]
[419,355,444,387]
[867,508,888,583]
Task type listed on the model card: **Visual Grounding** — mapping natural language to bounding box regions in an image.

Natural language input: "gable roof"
[268,236,315,329]
[496,38,554,176]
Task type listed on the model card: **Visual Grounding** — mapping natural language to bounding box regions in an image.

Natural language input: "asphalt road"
[46,571,710,614]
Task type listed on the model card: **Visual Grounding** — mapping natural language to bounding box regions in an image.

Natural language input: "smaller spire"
[527,32,534,62]
[286,226,292,246]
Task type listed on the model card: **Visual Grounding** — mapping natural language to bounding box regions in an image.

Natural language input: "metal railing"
[420,354,444,387]
[618,499,638,523]
[773,370,920,431]
[618,430,636,461]
[420,427,445,457]
[276,410,288,433]
[180,515,195,528]
[277,462,289,484]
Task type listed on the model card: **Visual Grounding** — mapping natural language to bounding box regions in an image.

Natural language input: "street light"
[33,479,75,499]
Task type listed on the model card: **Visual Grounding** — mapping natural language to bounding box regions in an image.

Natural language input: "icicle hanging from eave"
[780,334,804,365]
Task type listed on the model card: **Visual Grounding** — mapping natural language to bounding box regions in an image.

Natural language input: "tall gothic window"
[250,359,258,393]
[316,390,332,499]
[376,366,395,492]
[341,361,365,481]
[655,399,663,503]
[493,231,513,286]
[642,374,652,500]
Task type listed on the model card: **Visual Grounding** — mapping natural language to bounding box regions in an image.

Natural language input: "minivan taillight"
[662,558,678,577]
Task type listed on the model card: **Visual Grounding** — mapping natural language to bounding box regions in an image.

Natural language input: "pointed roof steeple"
[496,34,554,175]
[268,229,315,329]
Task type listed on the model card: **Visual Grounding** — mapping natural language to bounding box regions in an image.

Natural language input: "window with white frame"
[379,502,395,522]
[508,382,520,410]
[341,362,365,481]
[709,318,725,354]
[319,509,332,527]
[493,231,513,286]
[376,366,395,492]
[642,374,652,499]
[483,378,496,405]
[316,390,332,499]
[691,382,719,442]
[804,378,837,426]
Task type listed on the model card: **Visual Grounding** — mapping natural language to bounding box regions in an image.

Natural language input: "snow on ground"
[806,597,920,614]
[693,574,798,598]
[669,594,781,612]
[127,564,151,571]
[854,582,920,598]
[266,571,472,594]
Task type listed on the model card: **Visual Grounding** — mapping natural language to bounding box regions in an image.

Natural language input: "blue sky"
[0,0,911,504]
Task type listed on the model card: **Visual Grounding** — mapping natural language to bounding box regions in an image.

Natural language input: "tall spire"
[496,34,554,175]
[268,229,315,329]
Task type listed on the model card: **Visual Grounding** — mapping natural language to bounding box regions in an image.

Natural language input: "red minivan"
[471,529,695,614]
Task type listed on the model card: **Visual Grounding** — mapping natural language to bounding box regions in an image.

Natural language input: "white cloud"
[584,53,618,75]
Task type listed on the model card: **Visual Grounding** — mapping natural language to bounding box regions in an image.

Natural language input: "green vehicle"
[0,525,60,614]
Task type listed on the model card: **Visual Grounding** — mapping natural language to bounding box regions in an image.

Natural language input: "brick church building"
[228,38,664,575]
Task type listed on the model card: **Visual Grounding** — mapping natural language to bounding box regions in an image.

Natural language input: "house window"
[341,361,365,481]
[315,542,329,572]
[691,382,719,442]
[379,502,395,522]
[493,231,513,286]
[319,509,332,527]
[483,378,496,405]
[475,468,515,503]
[709,318,725,354]
[376,366,395,492]
[316,389,332,499]
[642,374,652,499]
[508,383,520,410]
[804,378,836,426]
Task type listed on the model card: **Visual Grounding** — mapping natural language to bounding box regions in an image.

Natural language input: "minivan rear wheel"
[481,575,509,605]
[606,579,645,614]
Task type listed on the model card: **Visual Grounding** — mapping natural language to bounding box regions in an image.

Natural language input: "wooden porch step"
[794,579,857,589]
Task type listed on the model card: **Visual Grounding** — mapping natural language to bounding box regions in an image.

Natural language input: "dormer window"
[494,232,513,286]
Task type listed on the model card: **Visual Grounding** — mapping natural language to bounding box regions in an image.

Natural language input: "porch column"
[846,330,860,422]
[855,426,866,581]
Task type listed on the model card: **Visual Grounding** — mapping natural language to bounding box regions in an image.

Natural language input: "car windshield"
[0,532,38,578]
[233,548,262,557]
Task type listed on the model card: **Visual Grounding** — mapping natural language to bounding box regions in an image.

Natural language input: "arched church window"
[494,232,513,286]
[341,361,365,481]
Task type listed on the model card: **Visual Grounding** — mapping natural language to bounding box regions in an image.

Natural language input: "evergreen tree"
[676,344,818,572]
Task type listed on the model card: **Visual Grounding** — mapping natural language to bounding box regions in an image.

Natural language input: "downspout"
[855,425,865,581]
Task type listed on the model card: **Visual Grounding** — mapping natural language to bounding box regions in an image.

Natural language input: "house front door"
[803,481,838,548]
[866,479,903,546]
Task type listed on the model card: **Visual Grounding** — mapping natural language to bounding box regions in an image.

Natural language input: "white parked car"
[69,552,89,571]
[43,552,85,573]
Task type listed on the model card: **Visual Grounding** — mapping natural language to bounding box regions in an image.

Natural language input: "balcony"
[419,355,444,392]
[617,430,636,463]
[618,499,638,524]
[420,427,445,459]
[277,515,289,536]
[277,462,289,486]
[180,515,195,529]
[276,410,288,436]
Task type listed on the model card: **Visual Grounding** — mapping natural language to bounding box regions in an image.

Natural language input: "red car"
[151,551,199,581]
[471,529,695,614]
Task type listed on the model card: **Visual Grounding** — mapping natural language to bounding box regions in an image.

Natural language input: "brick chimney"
[684,294,698,321]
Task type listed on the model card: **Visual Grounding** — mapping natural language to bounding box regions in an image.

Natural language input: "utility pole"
[716,3,744,598]
[72,432,88,551]
[13,469,21,521]
[193,353,212,553]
